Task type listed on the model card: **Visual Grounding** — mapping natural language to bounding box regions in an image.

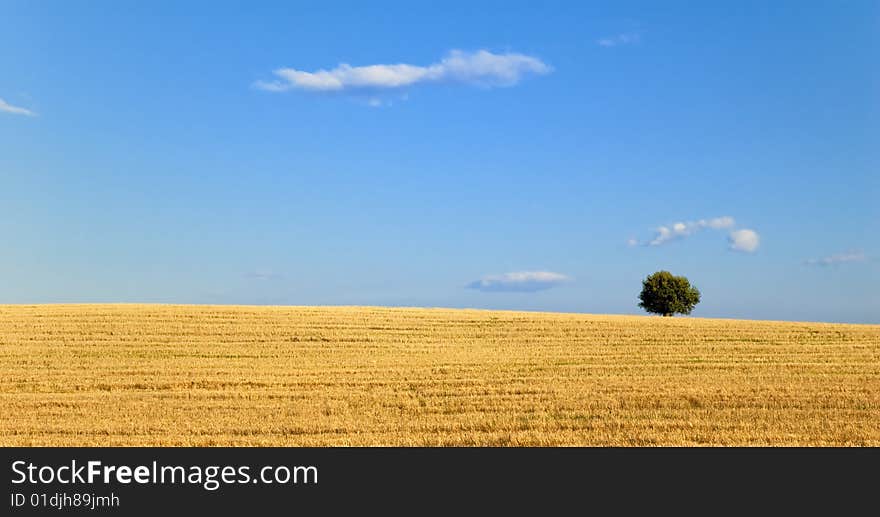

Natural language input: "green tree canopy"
[638,271,701,317]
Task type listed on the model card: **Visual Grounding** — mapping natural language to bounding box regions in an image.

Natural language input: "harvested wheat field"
[1,304,878,446]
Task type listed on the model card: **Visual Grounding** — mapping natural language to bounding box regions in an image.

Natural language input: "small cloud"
[254,49,552,95]
[641,216,736,246]
[0,97,36,116]
[359,95,404,108]
[805,250,867,267]
[728,229,760,253]
[467,271,569,293]
[631,216,759,253]
[244,269,283,281]
[597,32,641,47]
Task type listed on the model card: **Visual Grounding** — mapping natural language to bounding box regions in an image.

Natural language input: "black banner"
[1,448,875,515]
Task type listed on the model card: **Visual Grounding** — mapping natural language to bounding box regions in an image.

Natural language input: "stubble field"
[1,304,878,446]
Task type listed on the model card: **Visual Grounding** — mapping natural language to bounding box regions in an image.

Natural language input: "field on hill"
[1,304,878,446]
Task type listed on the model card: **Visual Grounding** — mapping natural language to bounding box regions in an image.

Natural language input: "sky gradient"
[1,1,877,322]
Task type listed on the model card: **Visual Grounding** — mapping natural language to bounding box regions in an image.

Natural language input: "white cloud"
[597,32,640,47]
[0,98,36,116]
[467,271,569,293]
[805,251,867,266]
[728,229,760,253]
[631,216,760,253]
[647,216,736,246]
[254,49,552,93]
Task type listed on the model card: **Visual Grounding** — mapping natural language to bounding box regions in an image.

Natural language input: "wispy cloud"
[630,216,760,253]
[0,97,36,116]
[244,269,284,281]
[805,251,867,267]
[597,32,640,47]
[467,271,569,293]
[254,49,552,95]
[646,216,735,246]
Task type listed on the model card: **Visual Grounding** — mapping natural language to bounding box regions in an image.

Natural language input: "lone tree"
[638,271,701,317]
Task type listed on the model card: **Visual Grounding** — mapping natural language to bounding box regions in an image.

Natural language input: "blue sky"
[1,1,877,323]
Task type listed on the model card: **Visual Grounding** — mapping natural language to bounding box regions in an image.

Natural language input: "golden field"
[1,304,878,446]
